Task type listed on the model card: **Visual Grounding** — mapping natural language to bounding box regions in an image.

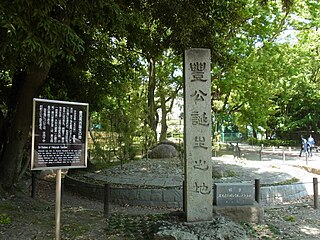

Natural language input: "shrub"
[247,138,299,147]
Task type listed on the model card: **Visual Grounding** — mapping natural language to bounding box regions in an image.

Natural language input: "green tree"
[0,0,135,191]
[129,0,254,142]
[156,50,182,142]
[213,0,320,141]
[270,1,320,136]
[0,0,295,192]
[211,0,295,138]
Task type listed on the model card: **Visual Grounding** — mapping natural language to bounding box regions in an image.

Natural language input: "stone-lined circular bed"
[64,154,318,207]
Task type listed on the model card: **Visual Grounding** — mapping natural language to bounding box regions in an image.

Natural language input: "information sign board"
[31,98,89,170]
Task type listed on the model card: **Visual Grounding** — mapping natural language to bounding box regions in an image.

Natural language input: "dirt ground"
[1,150,320,239]
[1,177,320,239]
[0,178,181,240]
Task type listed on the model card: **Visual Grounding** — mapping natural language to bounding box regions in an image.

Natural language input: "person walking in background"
[299,135,308,157]
[307,134,315,157]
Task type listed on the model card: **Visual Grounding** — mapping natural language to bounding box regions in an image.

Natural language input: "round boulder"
[148,143,179,159]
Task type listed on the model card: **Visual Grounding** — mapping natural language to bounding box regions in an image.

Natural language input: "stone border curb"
[64,175,183,208]
[64,175,311,207]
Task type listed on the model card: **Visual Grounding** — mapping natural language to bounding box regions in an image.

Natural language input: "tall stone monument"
[184,48,212,222]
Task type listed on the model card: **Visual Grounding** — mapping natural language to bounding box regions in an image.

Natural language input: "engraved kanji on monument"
[184,48,212,222]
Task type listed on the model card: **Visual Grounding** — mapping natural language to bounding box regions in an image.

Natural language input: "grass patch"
[104,213,181,239]
[262,177,300,187]
[62,222,91,237]
[242,223,282,239]
[242,222,257,236]
[299,166,320,175]
[0,202,16,211]
[225,169,237,177]
[271,165,280,169]
[284,215,296,222]
[268,224,282,235]
[0,213,11,224]
[105,214,161,239]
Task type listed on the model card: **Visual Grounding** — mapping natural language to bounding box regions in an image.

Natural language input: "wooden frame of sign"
[31,98,89,170]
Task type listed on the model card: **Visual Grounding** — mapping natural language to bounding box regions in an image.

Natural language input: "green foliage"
[1,0,319,191]
[0,213,11,224]
[213,1,289,133]
[247,137,298,147]
[0,0,84,68]
[225,170,238,178]
[211,0,320,139]
[212,142,221,153]
[262,177,300,187]
[284,215,296,222]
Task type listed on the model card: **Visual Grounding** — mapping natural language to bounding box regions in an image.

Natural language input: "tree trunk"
[253,128,257,138]
[0,111,7,160]
[159,92,176,142]
[0,64,50,191]
[159,95,168,142]
[147,57,158,143]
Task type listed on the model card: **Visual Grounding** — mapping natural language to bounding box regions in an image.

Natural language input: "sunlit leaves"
[210,0,320,137]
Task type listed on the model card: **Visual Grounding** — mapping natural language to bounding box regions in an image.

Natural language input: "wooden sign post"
[55,169,62,240]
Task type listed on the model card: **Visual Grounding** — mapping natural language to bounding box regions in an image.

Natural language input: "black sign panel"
[31,98,89,170]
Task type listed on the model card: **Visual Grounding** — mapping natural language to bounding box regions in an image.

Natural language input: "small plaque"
[214,183,254,206]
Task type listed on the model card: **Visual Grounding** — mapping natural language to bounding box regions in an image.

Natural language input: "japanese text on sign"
[31,99,88,170]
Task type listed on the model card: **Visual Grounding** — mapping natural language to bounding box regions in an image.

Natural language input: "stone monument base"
[213,203,264,223]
